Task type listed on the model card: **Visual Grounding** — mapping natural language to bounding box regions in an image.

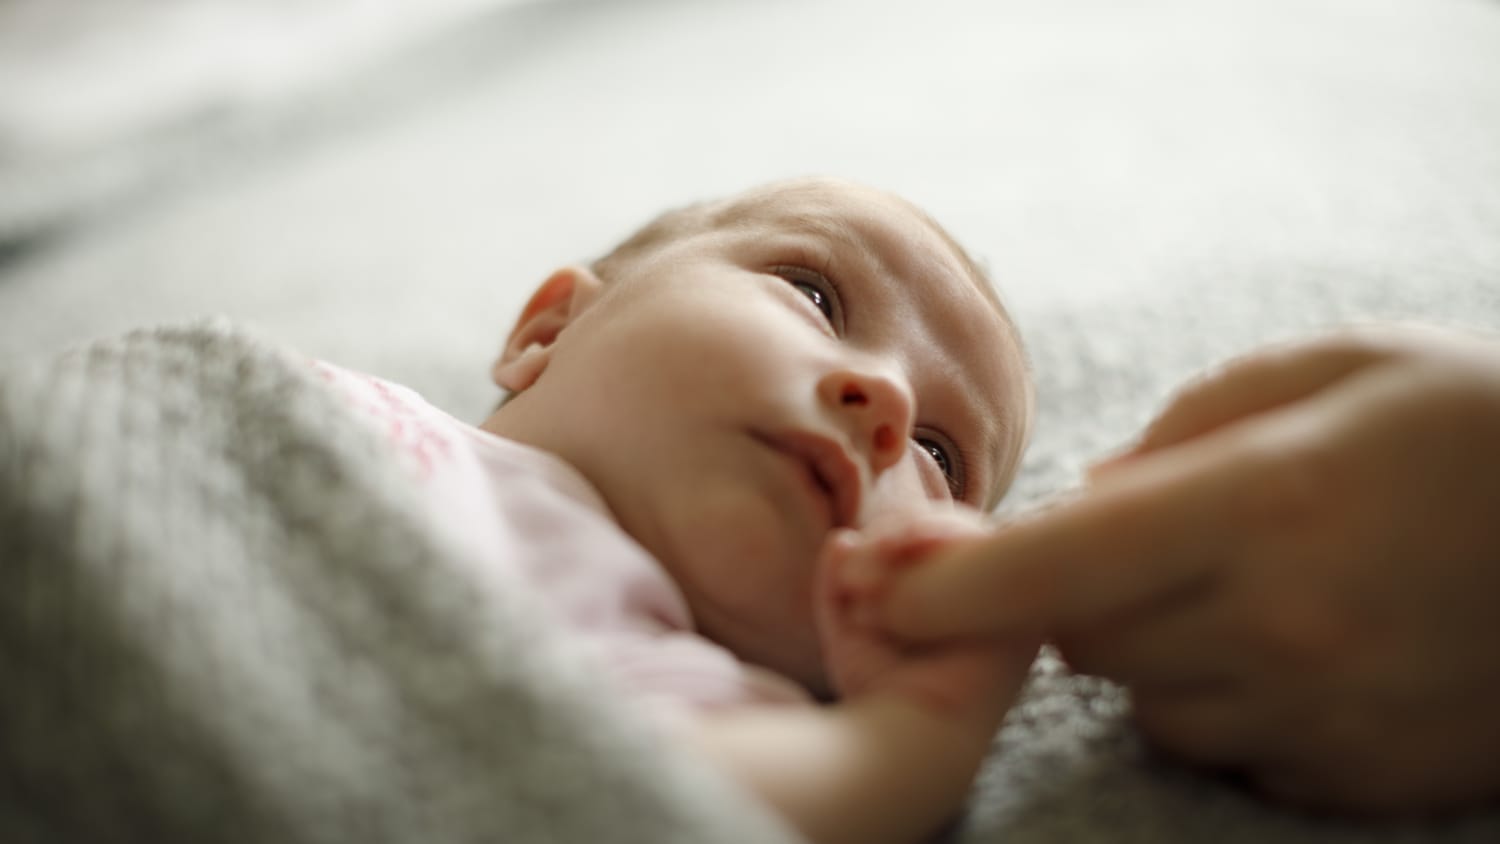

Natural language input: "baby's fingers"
[838,511,991,603]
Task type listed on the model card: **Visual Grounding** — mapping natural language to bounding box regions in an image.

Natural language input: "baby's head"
[483,177,1032,695]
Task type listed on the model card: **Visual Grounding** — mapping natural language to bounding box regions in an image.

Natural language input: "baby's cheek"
[786,595,834,697]
[734,554,833,697]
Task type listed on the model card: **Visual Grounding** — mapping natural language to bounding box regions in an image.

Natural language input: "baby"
[316,177,1036,844]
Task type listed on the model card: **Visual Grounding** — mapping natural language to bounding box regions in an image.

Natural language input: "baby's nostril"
[841,384,868,406]
[873,425,896,452]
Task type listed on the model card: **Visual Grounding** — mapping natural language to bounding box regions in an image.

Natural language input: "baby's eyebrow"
[724,199,876,268]
[775,213,858,249]
[778,217,907,305]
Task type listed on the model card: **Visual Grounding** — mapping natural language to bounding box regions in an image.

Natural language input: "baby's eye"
[915,434,965,500]
[794,282,833,322]
[771,265,842,332]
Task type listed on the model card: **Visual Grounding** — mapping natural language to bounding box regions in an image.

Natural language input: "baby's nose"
[818,366,914,478]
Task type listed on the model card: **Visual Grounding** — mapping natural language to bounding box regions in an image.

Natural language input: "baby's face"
[494,179,1030,693]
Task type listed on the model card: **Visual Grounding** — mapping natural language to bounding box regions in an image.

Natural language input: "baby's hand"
[815,508,1038,723]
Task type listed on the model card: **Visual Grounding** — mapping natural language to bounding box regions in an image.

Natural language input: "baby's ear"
[492,266,603,392]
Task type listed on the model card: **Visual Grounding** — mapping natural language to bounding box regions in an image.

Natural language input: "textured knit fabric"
[0,322,799,844]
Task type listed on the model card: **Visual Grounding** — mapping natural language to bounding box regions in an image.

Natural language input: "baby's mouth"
[752,429,862,531]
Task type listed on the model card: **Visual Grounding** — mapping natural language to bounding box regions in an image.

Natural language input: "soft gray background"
[3,0,1500,839]
[6,0,1496,422]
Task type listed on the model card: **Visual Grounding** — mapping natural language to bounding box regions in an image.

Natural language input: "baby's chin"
[765,650,833,702]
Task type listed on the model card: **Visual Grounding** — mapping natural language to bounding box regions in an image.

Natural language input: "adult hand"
[877,324,1500,813]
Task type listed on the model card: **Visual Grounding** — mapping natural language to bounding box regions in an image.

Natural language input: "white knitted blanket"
[4,267,1499,843]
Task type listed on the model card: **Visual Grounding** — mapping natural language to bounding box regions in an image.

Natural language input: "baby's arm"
[690,512,1038,844]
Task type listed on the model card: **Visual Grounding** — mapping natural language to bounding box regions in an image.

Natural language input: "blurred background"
[2,0,1498,421]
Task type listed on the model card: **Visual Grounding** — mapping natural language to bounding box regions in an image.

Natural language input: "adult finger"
[1096,330,1393,472]
[879,427,1275,641]
[1054,586,1237,692]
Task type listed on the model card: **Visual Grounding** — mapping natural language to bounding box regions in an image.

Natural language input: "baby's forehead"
[714,181,929,243]
[712,183,982,285]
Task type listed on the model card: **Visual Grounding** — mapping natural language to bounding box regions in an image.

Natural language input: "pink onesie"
[313,363,813,717]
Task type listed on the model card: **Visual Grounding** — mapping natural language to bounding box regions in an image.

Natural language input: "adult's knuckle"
[1229,439,1337,537]
[1141,378,1214,445]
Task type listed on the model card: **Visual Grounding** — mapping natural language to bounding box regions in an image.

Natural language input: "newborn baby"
[319,177,1036,844]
